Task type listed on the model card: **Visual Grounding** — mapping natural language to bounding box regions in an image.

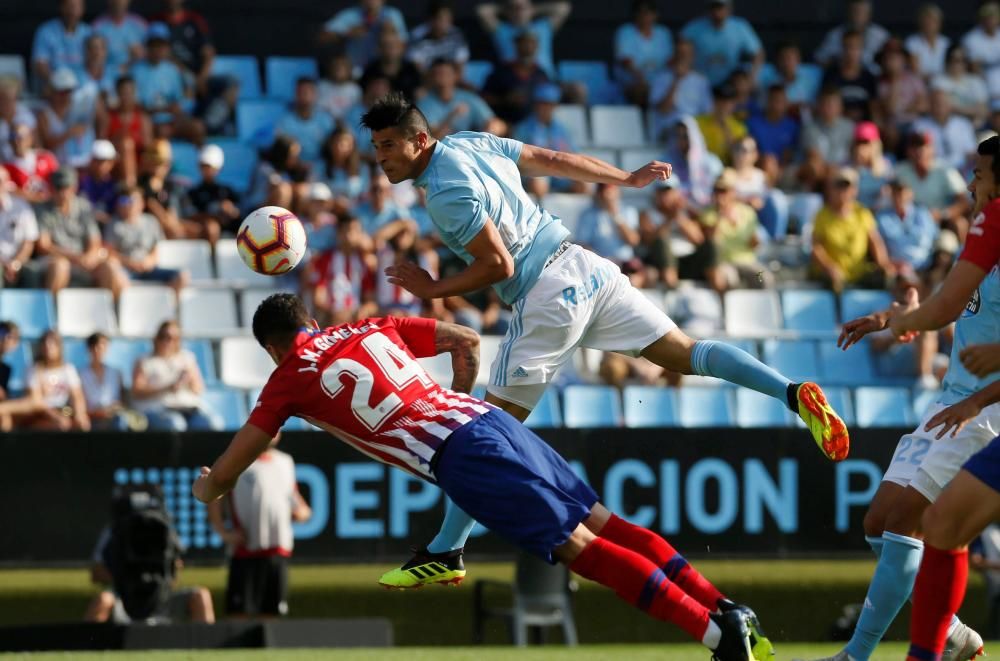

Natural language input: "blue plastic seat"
[623,385,678,427]
[170,141,200,185]
[818,340,876,386]
[62,337,88,372]
[781,289,838,333]
[855,386,915,427]
[463,60,493,89]
[525,388,564,428]
[841,289,894,324]
[0,289,56,338]
[106,338,153,389]
[558,60,620,104]
[562,385,621,428]
[912,388,941,421]
[762,339,819,383]
[678,388,734,427]
[202,387,249,430]
[817,386,855,427]
[265,56,318,101]
[210,138,259,194]
[236,99,286,147]
[704,338,759,361]
[183,339,218,386]
[211,55,261,99]
[736,389,792,427]
[6,341,32,394]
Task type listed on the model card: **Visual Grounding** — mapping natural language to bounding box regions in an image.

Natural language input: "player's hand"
[385,261,438,299]
[925,398,982,440]
[960,343,1000,377]
[192,466,213,503]
[838,312,887,350]
[625,161,673,188]
[887,287,921,341]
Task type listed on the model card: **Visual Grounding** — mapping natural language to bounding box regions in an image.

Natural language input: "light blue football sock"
[845,532,924,661]
[690,340,794,409]
[426,497,477,554]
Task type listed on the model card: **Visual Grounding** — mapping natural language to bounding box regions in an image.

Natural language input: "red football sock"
[908,545,969,661]
[570,536,711,643]
[599,514,726,610]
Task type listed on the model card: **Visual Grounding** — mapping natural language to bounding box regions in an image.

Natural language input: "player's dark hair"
[86,332,108,350]
[252,293,312,350]
[359,92,431,138]
[978,135,1000,183]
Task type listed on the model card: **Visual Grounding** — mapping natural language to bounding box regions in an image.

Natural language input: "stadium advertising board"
[1,428,897,563]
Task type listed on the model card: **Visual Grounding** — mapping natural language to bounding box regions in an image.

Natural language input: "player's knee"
[862,506,887,538]
[921,503,962,550]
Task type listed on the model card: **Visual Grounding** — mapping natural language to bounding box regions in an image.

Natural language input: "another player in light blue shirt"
[93,2,147,76]
[31,0,92,87]
[477,1,571,79]
[679,0,763,87]
[321,2,408,68]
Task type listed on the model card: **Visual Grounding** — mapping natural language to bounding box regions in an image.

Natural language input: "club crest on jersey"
[963,288,981,318]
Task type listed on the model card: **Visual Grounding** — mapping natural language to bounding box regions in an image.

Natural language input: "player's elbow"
[493,252,515,280]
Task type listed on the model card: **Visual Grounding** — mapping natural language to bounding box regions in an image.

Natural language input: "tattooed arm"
[435,321,481,394]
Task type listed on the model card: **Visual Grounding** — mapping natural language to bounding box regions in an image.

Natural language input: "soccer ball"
[236,206,307,275]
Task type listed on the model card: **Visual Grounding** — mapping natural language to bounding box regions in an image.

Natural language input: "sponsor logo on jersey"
[963,287,981,318]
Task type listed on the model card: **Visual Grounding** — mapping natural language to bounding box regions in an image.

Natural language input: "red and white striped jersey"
[375,249,436,312]
[309,250,374,313]
[248,317,491,481]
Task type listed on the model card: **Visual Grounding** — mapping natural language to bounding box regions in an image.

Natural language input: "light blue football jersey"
[939,264,1000,405]
[413,131,569,304]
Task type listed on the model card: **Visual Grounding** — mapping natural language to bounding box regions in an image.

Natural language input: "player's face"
[969,153,999,215]
[371,127,426,183]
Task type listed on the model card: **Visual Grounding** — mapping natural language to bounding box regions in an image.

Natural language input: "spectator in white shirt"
[317,54,361,122]
[815,0,889,68]
[962,2,1000,96]
[0,167,38,288]
[24,329,90,431]
[0,78,38,164]
[904,4,949,79]
[932,45,990,126]
[648,39,711,143]
[912,87,978,172]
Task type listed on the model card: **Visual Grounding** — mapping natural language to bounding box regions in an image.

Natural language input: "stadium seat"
[184,339,218,385]
[265,56,318,101]
[553,104,589,148]
[106,338,153,388]
[562,384,621,428]
[619,148,664,173]
[623,385,678,427]
[736,389,792,427]
[818,386,855,427]
[57,289,118,336]
[5,340,31,394]
[590,105,645,148]
[169,140,200,186]
[463,60,493,89]
[781,289,838,334]
[762,339,819,383]
[840,289,894,325]
[678,388,734,427]
[581,147,620,167]
[540,193,590,234]
[723,290,782,336]
[418,353,453,387]
[0,54,27,85]
[220,336,274,389]
[525,388,563,428]
[0,289,56,338]
[855,386,915,427]
[202,387,249,430]
[912,388,940,422]
[211,54,261,99]
[210,138,259,194]
[62,337,88,372]
[236,98,286,148]
[478,335,504,385]
[215,240,279,288]
[712,337,759,360]
[667,286,723,334]
[118,286,177,337]
[180,289,240,337]
[558,60,620,104]
[818,339,876,386]
[158,239,214,281]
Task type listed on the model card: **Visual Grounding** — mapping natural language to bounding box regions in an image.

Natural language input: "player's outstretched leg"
[641,334,849,461]
[378,498,475,589]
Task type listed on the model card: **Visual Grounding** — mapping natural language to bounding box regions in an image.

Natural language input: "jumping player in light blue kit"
[359,92,848,600]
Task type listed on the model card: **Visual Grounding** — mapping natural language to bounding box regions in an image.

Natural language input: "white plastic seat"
[0,55,27,85]
[220,336,275,389]
[118,286,177,337]
[553,104,589,147]
[215,240,282,288]
[239,288,284,329]
[723,290,783,336]
[57,289,118,336]
[590,105,645,148]
[580,148,619,167]
[158,240,214,281]
[180,289,240,337]
[619,148,664,172]
[540,193,591,235]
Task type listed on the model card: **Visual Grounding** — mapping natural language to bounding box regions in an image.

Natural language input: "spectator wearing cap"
[514,83,584,196]
[3,122,60,203]
[105,185,187,292]
[103,76,152,185]
[186,144,239,235]
[847,121,892,209]
[613,0,673,107]
[932,46,990,127]
[821,29,877,123]
[875,38,928,136]
[912,87,979,172]
[407,1,470,73]
[477,0,571,80]
[815,0,889,68]
[93,0,147,77]
[648,38,712,141]
[482,30,551,126]
[360,26,422,101]
[962,2,1000,98]
[318,127,368,206]
[419,59,495,138]
[801,87,856,170]
[0,167,39,289]
[275,78,333,164]
[698,168,771,292]
[894,131,970,234]
[32,167,126,297]
[150,0,215,96]
[130,23,204,144]
[876,178,939,279]
[79,140,120,223]
[758,42,820,111]
[747,85,799,170]
[38,68,104,169]
[695,83,747,164]
[31,0,92,91]
[138,139,200,241]
[320,0,409,70]
[317,54,362,122]
[0,78,38,164]
[680,0,763,88]
[810,167,895,291]
[905,4,949,78]
[576,184,642,277]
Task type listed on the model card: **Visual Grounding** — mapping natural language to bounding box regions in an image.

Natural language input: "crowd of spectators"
[0,0,998,414]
